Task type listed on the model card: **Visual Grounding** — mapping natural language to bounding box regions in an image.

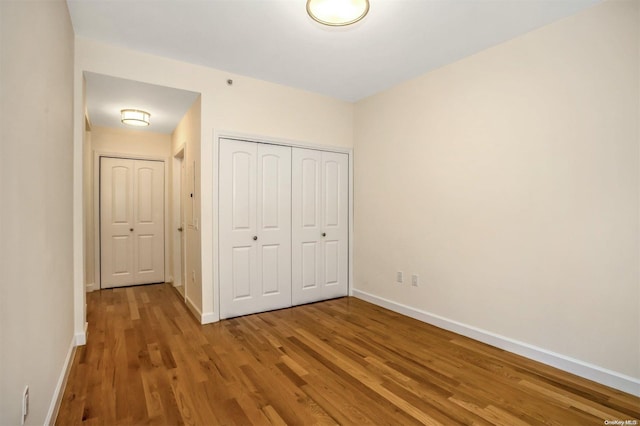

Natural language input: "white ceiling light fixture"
[120,109,150,126]
[306,0,370,27]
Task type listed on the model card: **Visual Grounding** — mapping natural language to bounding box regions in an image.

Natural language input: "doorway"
[100,156,165,288]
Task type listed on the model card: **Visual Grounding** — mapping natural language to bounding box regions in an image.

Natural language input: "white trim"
[172,145,186,292]
[93,151,170,290]
[352,289,640,397]
[213,130,352,154]
[73,63,86,362]
[184,295,216,324]
[75,332,87,346]
[212,130,354,320]
[45,337,76,425]
[200,311,216,324]
[92,151,100,290]
[211,130,220,322]
[74,321,88,346]
[348,150,354,297]
[85,282,97,292]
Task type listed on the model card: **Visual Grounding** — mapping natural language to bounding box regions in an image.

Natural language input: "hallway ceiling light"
[121,109,150,126]
[306,0,369,26]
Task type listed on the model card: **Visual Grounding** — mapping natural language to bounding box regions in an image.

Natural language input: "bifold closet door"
[292,148,349,305]
[100,157,165,289]
[219,139,292,319]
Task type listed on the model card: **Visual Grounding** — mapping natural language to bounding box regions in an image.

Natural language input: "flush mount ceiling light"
[306,0,370,26]
[121,109,150,127]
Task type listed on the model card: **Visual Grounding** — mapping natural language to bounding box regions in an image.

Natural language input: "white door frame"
[213,130,354,322]
[172,145,186,295]
[93,151,170,290]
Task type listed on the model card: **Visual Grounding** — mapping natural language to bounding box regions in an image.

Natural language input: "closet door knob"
[321,232,326,237]
[253,236,258,241]
[130,228,134,232]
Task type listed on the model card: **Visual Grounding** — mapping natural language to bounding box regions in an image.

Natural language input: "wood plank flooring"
[56,283,640,425]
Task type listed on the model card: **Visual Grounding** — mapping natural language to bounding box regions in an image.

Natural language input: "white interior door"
[172,151,186,293]
[292,148,348,305]
[180,156,187,292]
[219,139,292,319]
[101,157,165,288]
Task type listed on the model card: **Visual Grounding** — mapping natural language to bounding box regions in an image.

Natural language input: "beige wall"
[90,125,172,157]
[74,38,354,324]
[354,0,639,381]
[0,0,75,424]
[171,97,202,311]
[84,126,171,289]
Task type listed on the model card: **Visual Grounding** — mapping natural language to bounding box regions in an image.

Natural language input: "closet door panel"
[133,160,165,284]
[220,139,259,318]
[261,245,280,295]
[230,151,254,231]
[302,242,318,289]
[256,143,292,304]
[324,240,339,285]
[321,152,349,299]
[302,158,320,227]
[232,246,253,299]
[101,158,135,288]
[292,149,348,305]
[220,139,291,318]
[292,149,324,305]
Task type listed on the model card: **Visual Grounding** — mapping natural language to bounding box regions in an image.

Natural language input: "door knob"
[253,236,258,241]
[130,228,134,232]
[178,226,183,232]
[321,232,326,237]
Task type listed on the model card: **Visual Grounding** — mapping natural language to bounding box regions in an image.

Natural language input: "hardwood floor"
[56,283,639,425]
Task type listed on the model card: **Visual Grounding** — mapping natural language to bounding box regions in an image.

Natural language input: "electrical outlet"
[411,274,419,287]
[396,271,403,283]
[22,386,29,425]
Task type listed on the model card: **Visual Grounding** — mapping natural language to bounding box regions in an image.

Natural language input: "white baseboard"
[74,322,88,346]
[45,336,76,425]
[184,295,201,320]
[85,282,97,292]
[184,295,217,325]
[201,311,216,324]
[352,289,640,397]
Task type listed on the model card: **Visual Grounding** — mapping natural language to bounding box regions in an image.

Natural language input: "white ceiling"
[68,0,600,103]
[84,72,200,134]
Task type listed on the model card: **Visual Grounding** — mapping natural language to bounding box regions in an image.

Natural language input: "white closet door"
[321,151,349,299]
[292,149,323,305]
[219,139,292,319]
[101,158,135,288]
[132,160,165,285]
[292,149,348,305]
[101,157,165,288]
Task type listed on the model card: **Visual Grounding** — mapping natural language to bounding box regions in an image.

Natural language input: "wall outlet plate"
[396,271,403,283]
[411,274,419,287]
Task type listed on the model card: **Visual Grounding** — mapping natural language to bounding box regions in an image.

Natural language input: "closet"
[219,138,349,319]
[100,157,165,288]
[291,148,349,305]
